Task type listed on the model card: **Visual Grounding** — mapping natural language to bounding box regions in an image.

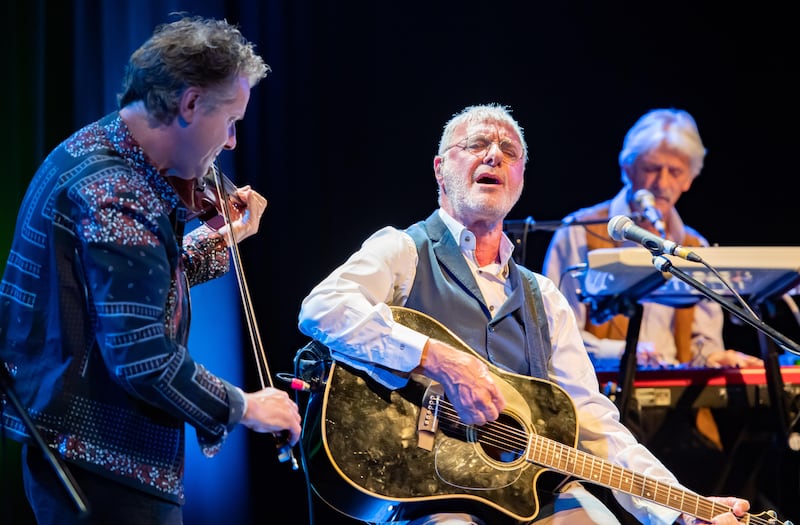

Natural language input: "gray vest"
[404,211,552,379]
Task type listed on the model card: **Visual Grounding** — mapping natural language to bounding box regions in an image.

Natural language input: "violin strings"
[210,164,274,389]
[212,165,299,468]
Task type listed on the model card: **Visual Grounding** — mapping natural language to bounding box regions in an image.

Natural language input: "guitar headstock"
[749,509,792,525]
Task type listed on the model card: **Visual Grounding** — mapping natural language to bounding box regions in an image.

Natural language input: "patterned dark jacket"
[0,112,245,504]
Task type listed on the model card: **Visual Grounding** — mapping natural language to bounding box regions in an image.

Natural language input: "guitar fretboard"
[527,434,732,522]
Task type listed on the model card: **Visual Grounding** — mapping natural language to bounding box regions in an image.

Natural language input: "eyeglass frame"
[441,134,526,165]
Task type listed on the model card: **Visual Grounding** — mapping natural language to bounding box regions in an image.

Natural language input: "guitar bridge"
[417,382,443,451]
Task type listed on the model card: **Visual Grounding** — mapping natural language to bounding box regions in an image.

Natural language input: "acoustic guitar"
[300,306,788,524]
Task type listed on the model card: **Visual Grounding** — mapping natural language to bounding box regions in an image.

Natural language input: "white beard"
[441,168,523,223]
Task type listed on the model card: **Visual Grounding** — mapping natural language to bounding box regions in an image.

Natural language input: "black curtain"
[4,1,800,524]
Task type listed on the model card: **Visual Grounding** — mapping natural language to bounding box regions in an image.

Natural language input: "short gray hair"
[618,108,706,184]
[438,104,529,164]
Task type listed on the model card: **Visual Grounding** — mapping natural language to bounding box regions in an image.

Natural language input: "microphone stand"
[651,255,800,356]
[0,364,90,518]
[503,216,612,235]
[651,254,800,447]
[504,217,615,266]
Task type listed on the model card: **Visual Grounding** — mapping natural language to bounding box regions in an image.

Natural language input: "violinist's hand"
[240,387,302,446]
[218,185,268,244]
[416,338,506,426]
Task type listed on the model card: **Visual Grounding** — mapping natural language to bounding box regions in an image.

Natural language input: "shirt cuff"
[226,383,247,426]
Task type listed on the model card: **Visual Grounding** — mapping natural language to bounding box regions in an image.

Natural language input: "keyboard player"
[542,108,763,453]
[542,108,763,373]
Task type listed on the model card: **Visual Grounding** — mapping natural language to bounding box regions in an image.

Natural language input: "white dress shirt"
[298,208,684,524]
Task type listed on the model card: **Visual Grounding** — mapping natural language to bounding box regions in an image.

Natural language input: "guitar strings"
[428,398,780,525]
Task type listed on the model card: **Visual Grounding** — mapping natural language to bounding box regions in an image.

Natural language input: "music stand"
[0,363,90,518]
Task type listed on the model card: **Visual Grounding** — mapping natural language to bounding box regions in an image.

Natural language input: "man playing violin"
[0,16,300,525]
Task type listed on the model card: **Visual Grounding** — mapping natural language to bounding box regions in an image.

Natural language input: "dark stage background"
[3,1,799,524]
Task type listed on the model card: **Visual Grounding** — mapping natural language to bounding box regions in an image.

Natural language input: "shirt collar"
[436,208,514,274]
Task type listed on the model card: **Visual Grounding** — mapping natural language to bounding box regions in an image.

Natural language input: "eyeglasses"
[444,135,524,164]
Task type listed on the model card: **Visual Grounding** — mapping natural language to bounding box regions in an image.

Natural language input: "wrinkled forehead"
[637,143,691,168]
[458,118,521,141]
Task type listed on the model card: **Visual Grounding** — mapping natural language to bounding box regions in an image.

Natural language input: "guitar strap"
[406,211,552,378]
[516,264,553,372]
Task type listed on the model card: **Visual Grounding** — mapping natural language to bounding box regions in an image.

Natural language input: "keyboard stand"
[616,303,643,418]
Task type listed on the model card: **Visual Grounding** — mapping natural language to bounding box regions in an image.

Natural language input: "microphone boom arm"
[652,255,800,355]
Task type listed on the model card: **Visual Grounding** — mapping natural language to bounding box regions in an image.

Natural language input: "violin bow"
[210,163,299,469]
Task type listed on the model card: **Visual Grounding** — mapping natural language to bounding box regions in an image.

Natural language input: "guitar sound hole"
[475,412,525,464]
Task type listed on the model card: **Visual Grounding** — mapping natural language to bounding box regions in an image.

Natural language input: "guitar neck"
[527,434,739,522]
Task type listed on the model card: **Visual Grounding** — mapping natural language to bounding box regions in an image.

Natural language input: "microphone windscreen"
[633,189,657,209]
[607,215,632,241]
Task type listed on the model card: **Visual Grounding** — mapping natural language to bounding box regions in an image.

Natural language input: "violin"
[169,167,247,231]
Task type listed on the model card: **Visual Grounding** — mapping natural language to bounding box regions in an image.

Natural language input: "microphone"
[607,215,702,262]
[633,189,667,238]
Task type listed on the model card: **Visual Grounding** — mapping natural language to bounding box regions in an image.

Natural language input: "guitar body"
[301,307,578,524]
[302,308,788,524]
